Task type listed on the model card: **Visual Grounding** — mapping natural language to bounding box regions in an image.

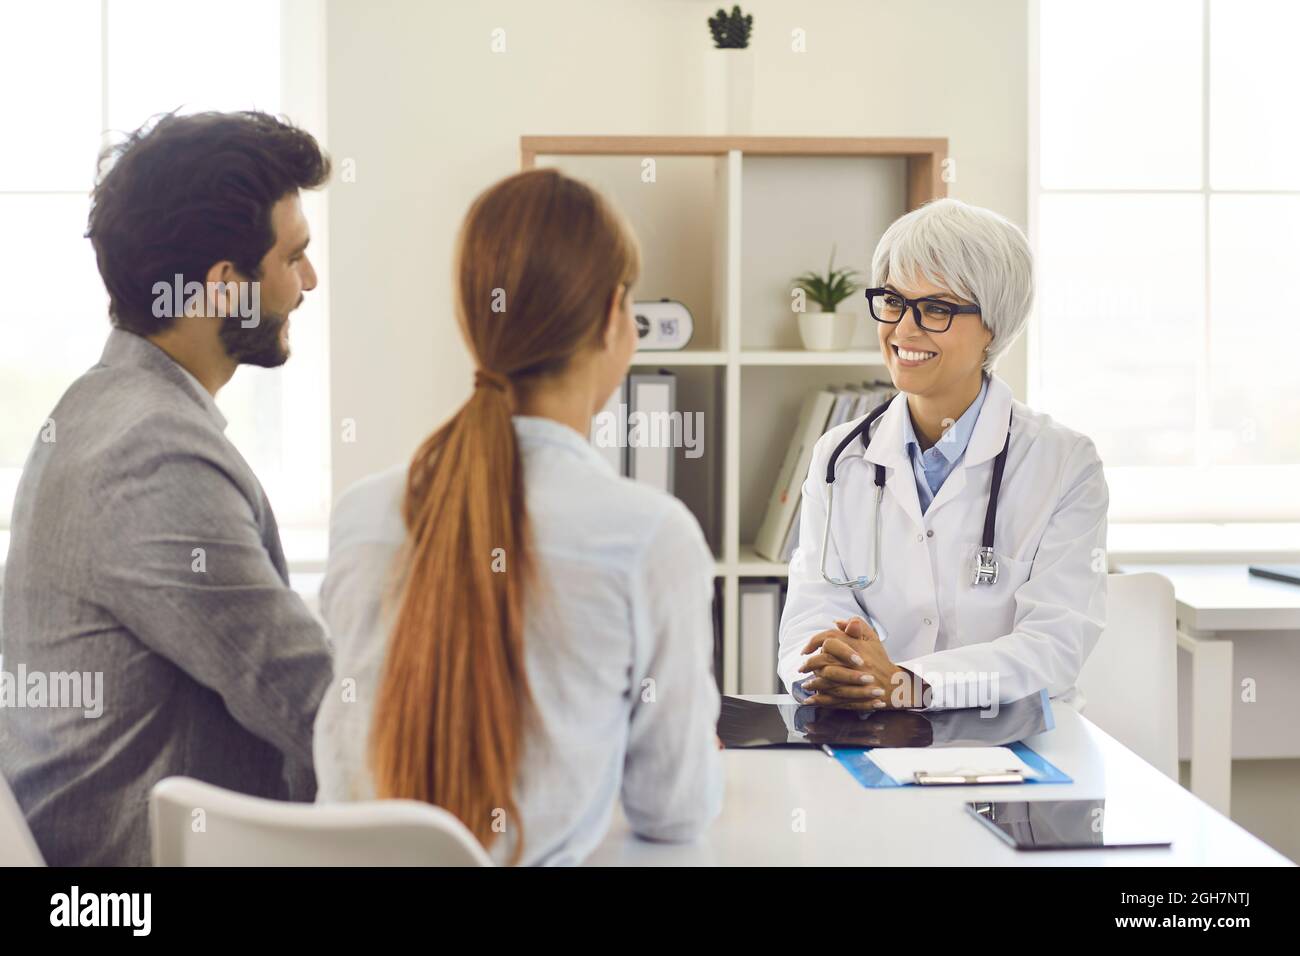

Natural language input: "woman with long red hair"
[313,168,723,864]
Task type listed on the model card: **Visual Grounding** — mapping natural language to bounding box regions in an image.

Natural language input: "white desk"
[1121,563,1300,815]
[587,696,1292,866]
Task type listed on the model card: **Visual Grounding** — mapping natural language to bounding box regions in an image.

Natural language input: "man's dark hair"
[87,110,330,336]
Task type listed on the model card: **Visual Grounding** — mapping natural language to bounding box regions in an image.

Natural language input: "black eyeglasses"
[865,287,981,333]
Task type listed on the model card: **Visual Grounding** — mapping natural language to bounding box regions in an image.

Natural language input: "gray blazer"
[0,329,332,866]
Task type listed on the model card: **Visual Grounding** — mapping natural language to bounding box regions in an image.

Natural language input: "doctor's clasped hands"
[799,617,932,710]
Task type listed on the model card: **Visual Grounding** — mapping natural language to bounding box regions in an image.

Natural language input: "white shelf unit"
[523,136,948,693]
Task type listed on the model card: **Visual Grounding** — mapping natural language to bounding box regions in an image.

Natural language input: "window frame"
[1027,0,1300,531]
[0,0,331,558]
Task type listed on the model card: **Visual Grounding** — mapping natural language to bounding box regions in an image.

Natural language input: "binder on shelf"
[752,390,836,561]
[739,580,783,694]
[589,378,628,476]
[767,382,898,564]
[778,517,798,564]
[841,382,892,423]
[627,370,677,494]
[827,388,859,431]
[776,389,859,561]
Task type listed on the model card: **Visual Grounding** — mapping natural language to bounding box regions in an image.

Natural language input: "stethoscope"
[819,396,1012,590]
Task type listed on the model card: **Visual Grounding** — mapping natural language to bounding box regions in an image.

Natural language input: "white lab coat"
[777,374,1108,710]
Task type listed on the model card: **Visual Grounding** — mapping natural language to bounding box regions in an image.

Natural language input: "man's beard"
[218,310,290,368]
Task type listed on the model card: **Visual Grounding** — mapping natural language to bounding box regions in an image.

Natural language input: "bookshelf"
[522,136,948,693]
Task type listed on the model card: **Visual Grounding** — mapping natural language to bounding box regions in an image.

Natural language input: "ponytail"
[370,368,530,862]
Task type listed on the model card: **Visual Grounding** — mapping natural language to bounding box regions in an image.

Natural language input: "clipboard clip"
[914,769,1025,786]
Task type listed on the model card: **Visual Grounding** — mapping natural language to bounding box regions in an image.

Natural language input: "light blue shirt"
[901,375,989,514]
[313,415,723,865]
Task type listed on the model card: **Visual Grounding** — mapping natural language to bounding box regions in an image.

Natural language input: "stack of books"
[752,381,896,563]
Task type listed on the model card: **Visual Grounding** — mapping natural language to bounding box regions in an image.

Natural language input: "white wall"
[324,0,1029,498]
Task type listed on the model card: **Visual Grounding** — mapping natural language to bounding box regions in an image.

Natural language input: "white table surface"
[1121,563,1300,632]
[586,696,1293,866]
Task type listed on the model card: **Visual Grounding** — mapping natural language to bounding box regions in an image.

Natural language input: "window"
[0,0,329,539]
[1030,0,1300,522]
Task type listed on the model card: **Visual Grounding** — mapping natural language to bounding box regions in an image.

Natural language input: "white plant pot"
[702,48,755,135]
[798,312,857,351]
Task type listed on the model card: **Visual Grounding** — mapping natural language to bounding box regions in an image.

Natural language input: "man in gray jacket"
[0,111,333,866]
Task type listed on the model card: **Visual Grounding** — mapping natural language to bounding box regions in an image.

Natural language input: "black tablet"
[966,799,1173,850]
[1248,565,1300,586]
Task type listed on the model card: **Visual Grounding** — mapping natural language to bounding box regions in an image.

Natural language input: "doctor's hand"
[798,617,928,710]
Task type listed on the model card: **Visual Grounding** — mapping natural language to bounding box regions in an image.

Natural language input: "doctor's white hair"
[871,198,1033,371]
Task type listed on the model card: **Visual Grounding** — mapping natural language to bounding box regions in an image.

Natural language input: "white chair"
[0,769,44,866]
[1075,571,1179,779]
[150,777,494,866]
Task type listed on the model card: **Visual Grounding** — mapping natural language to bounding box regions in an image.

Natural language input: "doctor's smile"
[891,345,938,366]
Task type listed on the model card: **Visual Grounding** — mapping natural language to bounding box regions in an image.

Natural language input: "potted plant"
[792,246,862,351]
[708,5,753,47]
[704,6,755,134]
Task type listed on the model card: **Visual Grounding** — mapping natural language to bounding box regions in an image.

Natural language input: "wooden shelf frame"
[521,135,948,211]
[522,135,947,693]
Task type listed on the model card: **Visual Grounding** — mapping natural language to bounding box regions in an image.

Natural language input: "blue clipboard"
[830,741,1073,789]
[828,693,1072,788]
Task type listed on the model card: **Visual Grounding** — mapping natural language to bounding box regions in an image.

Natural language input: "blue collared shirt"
[901,374,989,514]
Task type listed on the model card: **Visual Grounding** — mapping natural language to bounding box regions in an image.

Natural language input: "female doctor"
[777,198,1108,711]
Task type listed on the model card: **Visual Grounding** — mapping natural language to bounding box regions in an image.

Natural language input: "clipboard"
[916,770,1026,785]
[827,741,1072,789]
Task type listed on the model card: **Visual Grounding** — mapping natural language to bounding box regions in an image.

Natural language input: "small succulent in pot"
[708,5,754,49]
[792,246,862,350]
[793,245,861,313]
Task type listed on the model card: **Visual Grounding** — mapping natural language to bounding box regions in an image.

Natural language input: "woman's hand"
[798,617,928,709]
